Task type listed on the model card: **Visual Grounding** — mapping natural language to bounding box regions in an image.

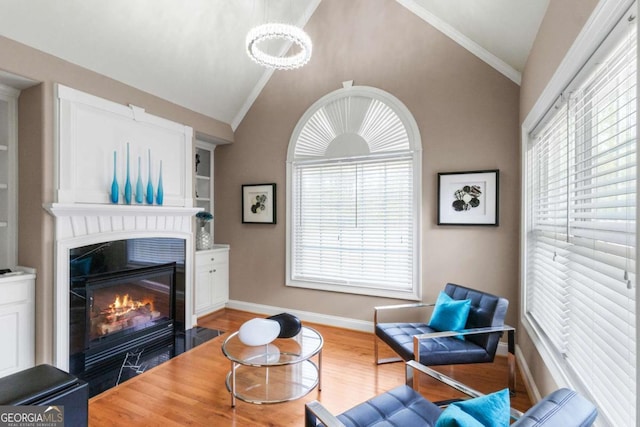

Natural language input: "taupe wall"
[518,0,599,398]
[0,35,233,364]
[216,0,520,325]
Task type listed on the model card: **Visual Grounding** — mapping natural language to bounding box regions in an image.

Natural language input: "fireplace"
[68,238,184,377]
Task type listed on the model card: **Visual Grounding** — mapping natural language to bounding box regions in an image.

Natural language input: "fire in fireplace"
[92,292,160,338]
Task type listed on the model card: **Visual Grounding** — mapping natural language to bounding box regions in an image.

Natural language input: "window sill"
[286,279,421,301]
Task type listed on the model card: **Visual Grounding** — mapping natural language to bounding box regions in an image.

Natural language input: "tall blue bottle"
[124,143,132,204]
[146,149,154,204]
[156,160,164,205]
[135,156,144,204]
[110,151,119,204]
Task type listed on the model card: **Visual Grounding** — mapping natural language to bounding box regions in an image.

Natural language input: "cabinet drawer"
[0,280,34,306]
[196,249,228,265]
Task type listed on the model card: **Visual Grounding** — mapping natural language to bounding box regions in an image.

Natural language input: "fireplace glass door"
[87,264,175,345]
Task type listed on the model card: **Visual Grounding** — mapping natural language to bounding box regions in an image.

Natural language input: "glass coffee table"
[221,325,323,406]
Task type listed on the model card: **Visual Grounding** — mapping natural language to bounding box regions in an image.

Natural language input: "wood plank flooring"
[88,308,531,426]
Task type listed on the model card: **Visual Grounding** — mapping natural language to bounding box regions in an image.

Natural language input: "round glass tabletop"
[222,326,323,366]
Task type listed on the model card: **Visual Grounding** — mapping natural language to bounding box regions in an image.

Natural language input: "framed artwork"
[437,170,499,226]
[242,183,276,224]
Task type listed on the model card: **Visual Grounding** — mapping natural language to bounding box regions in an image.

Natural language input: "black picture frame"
[437,170,499,226]
[242,183,276,224]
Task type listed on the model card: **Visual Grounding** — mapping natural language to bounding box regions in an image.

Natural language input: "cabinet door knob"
[209,270,213,273]
[213,269,217,273]
[210,258,215,261]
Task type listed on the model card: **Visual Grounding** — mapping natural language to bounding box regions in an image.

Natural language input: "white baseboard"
[515,344,542,402]
[225,300,373,333]
[497,342,509,356]
[225,300,514,358]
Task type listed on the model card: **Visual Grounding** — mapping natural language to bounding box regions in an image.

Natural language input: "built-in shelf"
[0,85,18,269]
[195,141,215,237]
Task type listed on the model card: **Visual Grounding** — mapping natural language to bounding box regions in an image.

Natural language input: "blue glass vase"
[110,151,119,204]
[156,160,164,205]
[124,143,132,204]
[146,149,154,204]
[135,156,144,204]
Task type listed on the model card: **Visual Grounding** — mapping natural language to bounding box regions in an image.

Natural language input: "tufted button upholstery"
[336,385,441,427]
[444,283,507,354]
[512,388,597,427]
[375,322,491,365]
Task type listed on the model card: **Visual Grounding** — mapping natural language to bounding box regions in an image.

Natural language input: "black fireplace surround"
[71,262,177,371]
[68,238,186,390]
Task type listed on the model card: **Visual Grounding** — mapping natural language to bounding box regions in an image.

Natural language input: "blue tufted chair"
[374,283,515,393]
[305,361,597,427]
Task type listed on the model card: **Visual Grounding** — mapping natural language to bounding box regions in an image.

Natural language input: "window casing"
[524,8,636,426]
[286,86,422,300]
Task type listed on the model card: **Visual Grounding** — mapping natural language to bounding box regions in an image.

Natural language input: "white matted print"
[437,170,499,226]
[242,183,276,224]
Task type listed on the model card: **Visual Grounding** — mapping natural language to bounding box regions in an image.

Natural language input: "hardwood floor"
[88,309,531,426]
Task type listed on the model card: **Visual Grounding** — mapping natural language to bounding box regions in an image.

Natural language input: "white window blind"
[525,16,636,426]
[291,157,414,292]
[526,103,570,355]
[287,85,421,299]
[127,238,185,265]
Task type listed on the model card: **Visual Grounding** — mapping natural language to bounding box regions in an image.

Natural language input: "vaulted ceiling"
[0,0,548,130]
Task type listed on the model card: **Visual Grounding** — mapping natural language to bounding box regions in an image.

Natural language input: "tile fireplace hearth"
[83,326,222,397]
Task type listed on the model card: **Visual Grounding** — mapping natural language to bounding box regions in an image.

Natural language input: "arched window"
[286,84,422,299]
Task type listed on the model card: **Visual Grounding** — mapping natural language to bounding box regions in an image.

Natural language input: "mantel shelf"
[44,203,202,218]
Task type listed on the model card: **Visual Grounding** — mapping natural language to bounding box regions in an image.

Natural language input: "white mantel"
[47,85,200,370]
[45,203,199,240]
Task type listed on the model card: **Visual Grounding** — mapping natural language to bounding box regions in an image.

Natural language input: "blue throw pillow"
[435,405,483,427]
[428,291,471,334]
[436,389,511,427]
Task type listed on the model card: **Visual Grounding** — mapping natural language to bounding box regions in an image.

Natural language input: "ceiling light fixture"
[246,23,312,70]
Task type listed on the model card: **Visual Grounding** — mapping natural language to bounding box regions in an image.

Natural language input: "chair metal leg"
[374,333,379,364]
[507,329,516,396]
[405,361,416,389]
[405,360,484,399]
[374,335,402,365]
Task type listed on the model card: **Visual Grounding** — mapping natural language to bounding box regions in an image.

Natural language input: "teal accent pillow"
[435,388,511,427]
[435,405,483,427]
[428,291,471,334]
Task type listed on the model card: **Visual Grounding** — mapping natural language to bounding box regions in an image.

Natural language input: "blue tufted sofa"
[305,362,597,427]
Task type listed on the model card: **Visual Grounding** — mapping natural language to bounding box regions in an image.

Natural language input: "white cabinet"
[0,268,35,378]
[0,84,19,269]
[195,246,229,317]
